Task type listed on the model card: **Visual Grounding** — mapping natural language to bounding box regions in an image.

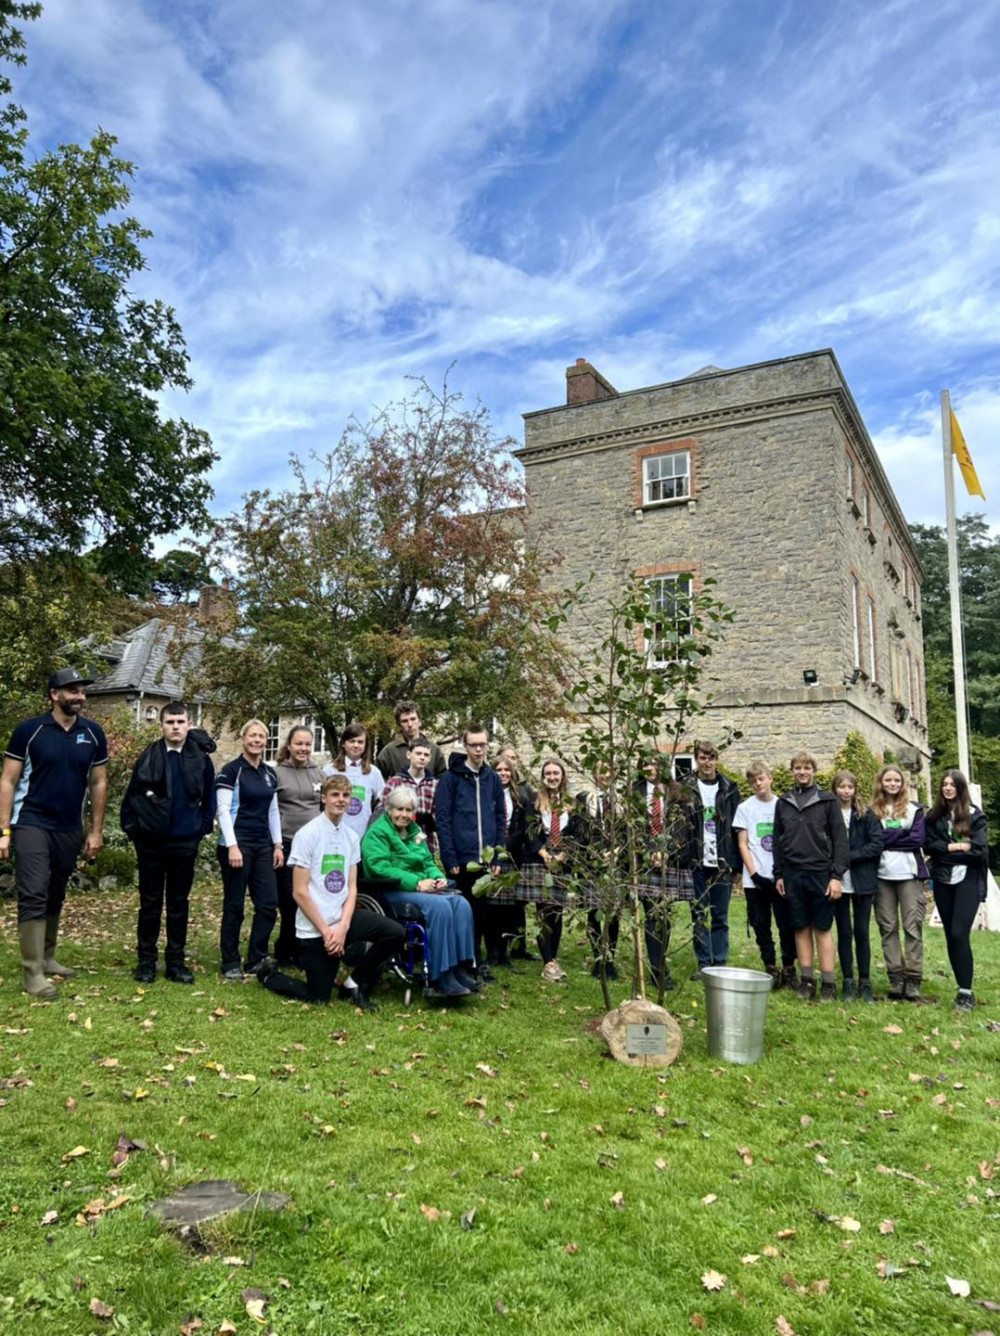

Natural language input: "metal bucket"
[702,966,773,1065]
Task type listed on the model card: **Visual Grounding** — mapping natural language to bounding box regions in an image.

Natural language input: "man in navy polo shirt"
[0,668,109,999]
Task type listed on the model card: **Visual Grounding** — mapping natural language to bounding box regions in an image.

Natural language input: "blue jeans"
[382,890,474,982]
[691,866,731,967]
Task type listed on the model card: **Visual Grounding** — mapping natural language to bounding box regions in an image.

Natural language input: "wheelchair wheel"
[355,892,386,917]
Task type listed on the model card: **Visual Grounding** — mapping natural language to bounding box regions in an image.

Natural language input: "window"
[672,753,694,778]
[846,454,855,498]
[862,486,871,527]
[866,598,878,681]
[850,576,861,667]
[265,716,281,762]
[643,451,690,506]
[302,713,326,756]
[646,574,693,666]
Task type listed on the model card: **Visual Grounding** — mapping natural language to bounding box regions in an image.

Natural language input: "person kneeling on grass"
[361,786,480,999]
[258,775,404,1012]
[773,752,849,1003]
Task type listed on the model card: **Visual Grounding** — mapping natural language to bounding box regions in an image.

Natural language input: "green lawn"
[1,883,998,1336]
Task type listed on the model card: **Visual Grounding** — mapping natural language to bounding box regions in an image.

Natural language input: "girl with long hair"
[870,765,929,1000]
[492,756,528,967]
[925,769,989,1009]
[524,758,585,981]
[830,769,882,1003]
[325,723,385,841]
[273,724,324,967]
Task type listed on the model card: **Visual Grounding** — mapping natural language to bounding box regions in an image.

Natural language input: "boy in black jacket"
[121,701,217,983]
[773,751,849,1002]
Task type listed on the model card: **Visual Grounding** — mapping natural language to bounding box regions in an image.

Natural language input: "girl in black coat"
[524,758,585,980]
[925,769,989,1009]
[831,770,882,1003]
[492,756,529,967]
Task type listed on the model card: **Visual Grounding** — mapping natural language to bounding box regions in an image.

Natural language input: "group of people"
[0,679,991,1013]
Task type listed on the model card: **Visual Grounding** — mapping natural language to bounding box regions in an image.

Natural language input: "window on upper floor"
[265,716,281,762]
[851,576,862,668]
[846,454,855,498]
[645,573,694,666]
[302,713,326,756]
[866,597,878,682]
[642,450,691,506]
[862,486,872,528]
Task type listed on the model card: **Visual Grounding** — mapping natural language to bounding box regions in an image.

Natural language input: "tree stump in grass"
[600,997,683,1067]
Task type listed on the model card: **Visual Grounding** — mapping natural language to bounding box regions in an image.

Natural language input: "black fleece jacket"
[772,785,849,880]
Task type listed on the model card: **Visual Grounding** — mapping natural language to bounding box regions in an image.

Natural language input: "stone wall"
[519,350,930,790]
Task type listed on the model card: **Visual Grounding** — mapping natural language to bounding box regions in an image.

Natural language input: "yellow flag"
[950,409,985,499]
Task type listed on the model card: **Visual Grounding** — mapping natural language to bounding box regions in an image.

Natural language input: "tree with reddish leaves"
[195,378,565,747]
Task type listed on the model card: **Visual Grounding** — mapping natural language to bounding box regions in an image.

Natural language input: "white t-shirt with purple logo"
[289,813,361,938]
[733,795,777,887]
[322,760,386,840]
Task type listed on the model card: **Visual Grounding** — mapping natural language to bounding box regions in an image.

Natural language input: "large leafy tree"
[0,2,216,581]
[195,378,565,744]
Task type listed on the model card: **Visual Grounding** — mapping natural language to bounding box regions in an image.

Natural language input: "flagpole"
[941,389,971,776]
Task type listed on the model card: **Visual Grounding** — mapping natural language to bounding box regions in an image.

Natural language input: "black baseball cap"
[47,667,94,692]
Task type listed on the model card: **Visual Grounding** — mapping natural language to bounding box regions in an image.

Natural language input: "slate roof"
[87,618,213,700]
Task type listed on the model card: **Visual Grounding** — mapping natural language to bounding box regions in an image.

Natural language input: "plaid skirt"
[487,861,695,907]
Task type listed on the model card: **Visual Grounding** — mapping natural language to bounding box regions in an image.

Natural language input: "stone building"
[518,350,930,787]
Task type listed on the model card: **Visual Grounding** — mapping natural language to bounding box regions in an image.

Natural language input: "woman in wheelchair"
[361,786,480,998]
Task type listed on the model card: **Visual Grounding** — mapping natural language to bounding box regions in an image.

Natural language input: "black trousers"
[641,875,672,981]
[932,881,980,990]
[832,892,875,980]
[135,837,200,967]
[261,910,405,1002]
[744,877,797,969]
[274,838,300,966]
[453,868,502,964]
[218,843,277,972]
[13,825,82,923]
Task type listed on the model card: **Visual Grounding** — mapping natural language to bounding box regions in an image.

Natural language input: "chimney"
[197,580,235,628]
[566,358,618,406]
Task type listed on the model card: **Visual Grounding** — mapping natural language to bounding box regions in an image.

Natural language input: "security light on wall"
[802,669,818,685]
[844,668,861,686]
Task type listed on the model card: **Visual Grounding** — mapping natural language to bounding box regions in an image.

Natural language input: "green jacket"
[361,812,440,892]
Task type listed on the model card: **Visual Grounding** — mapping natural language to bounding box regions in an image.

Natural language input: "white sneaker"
[541,960,567,982]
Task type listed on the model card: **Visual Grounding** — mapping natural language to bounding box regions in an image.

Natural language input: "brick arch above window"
[633,438,699,510]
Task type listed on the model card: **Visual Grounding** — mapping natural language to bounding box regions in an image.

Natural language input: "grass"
[1,881,999,1336]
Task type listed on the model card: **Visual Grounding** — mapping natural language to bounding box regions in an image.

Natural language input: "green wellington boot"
[19,921,58,1000]
[43,915,77,977]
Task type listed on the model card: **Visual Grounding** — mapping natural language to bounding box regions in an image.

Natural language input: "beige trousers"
[874,878,925,980]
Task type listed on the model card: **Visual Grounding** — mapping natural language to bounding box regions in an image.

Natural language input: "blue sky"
[21,0,1000,533]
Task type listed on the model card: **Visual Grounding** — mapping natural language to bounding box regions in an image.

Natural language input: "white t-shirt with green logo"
[322,760,386,841]
[733,795,777,887]
[288,813,361,937]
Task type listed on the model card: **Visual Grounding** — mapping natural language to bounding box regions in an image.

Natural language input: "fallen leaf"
[461,1207,477,1231]
[776,1229,797,1240]
[89,1298,114,1320]
[776,1319,798,1336]
[65,1097,76,1111]
[464,1097,487,1109]
[883,1023,903,1035]
[420,1204,443,1222]
[931,1093,948,1107]
[277,1278,291,1289]
[800,1115,813,1127]
[180,1320,204,1335]
[39,1209,59,1226]
[218,1322,238,1334]
[475,1063,497,1077]
[781,1272,803,1293]
[564,1242,579,1254]
[701,1193,718,1206]
[840,1216,862,1232]
[742,1254,761,1265]
[655,1158,668,1172]
[221,1257,245,1267]
[61,1146,89,1163]
[690,1315,705,1330]
[763,1245,781,1258]
[610,1191,625,1209]
[97,1057,120,1068]
[701,1270,727,1291]
[877,1259,904,1279]
[946,1276,971,1298]
[245,1299,267,1322]
[808,1278,831,1296]
[879,1219,896,1235]
[736,1145,754,1166]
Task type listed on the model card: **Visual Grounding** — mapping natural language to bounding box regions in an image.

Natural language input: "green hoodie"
[361,811,441,892]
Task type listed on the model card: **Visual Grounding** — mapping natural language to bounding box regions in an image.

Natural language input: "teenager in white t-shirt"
[733,761,796,987]
[257,775,403,1010]
[323,724,386,841]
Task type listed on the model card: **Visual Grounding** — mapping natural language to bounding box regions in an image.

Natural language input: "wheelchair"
[356,877,431,1007]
